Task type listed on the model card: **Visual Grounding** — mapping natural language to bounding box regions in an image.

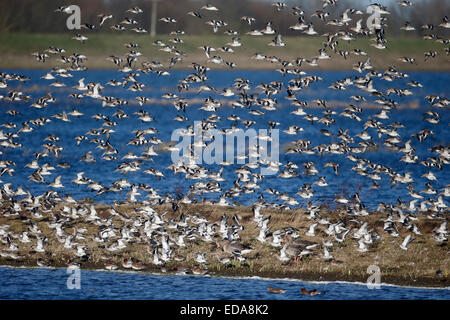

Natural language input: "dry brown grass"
[0,202,448,287]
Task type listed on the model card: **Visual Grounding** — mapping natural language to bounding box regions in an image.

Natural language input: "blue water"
[0,266,448,300]
[0,70,449,210]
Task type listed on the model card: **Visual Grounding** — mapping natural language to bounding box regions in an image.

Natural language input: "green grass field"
[0,33,448,70]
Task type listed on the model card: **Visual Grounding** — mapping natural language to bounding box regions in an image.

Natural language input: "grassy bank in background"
[0,203,448,287]
[0,33,448,71]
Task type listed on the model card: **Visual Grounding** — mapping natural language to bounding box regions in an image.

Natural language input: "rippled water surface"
[0,70,449,210]
[0,266,448,300]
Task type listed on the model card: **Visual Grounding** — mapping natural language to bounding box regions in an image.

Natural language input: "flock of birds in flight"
[0,1,448,271]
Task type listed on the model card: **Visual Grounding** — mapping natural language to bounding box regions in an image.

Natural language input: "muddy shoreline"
[1,203,448,289]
